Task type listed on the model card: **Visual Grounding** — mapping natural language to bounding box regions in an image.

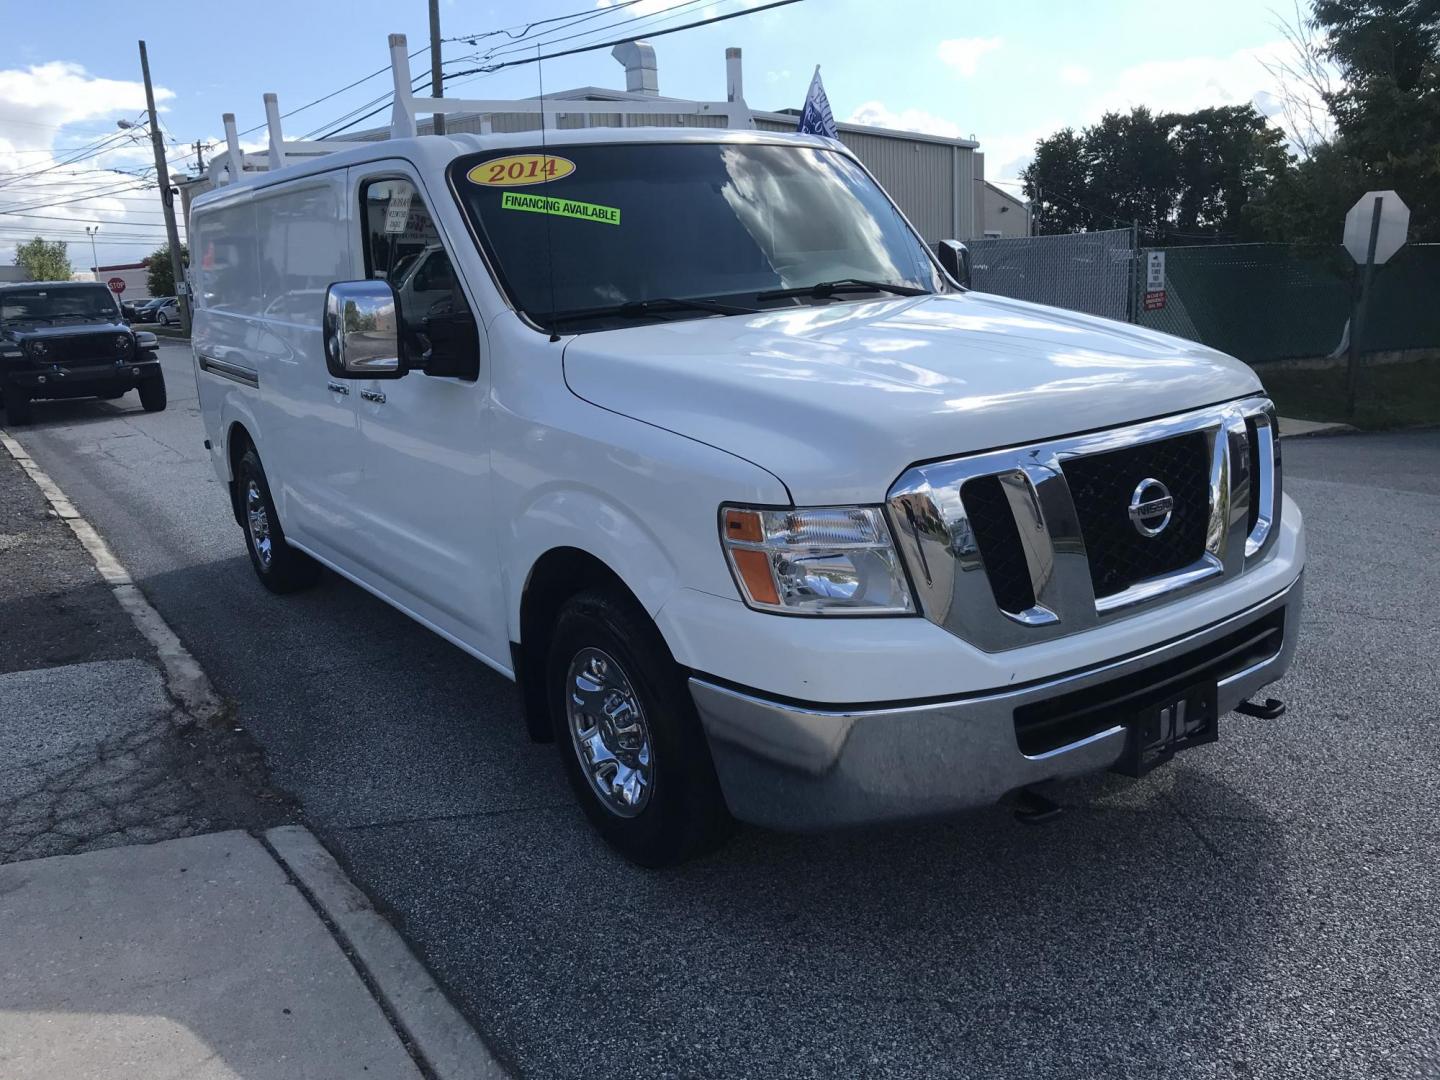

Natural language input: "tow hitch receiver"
[1235,697,1286,720]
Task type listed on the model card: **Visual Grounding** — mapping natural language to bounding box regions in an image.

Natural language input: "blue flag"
[797,66,838,139]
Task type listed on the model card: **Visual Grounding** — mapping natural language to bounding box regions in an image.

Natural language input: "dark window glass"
[361,178,472,330]
[360,177,477,380]
[448,142,945,331]
[1,285,119,321]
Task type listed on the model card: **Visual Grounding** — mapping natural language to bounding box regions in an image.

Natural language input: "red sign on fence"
[1143,290,1166,311]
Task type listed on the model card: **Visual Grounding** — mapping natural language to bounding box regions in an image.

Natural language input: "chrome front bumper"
[690,573,1303,830]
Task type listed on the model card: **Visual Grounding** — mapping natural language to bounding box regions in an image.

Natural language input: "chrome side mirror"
[936,240,971,289]
[323,280,408,379]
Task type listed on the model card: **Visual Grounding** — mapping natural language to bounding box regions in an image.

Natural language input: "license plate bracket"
[1112,682,1219,778]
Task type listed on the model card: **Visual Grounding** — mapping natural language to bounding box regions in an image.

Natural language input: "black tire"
[548,587,732,867]
[2,388,32,426]
[236,447,320,594]
[138,376,167,412]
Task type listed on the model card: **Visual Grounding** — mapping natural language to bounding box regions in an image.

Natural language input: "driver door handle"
[326,381,349,395]
[360,389,386,404]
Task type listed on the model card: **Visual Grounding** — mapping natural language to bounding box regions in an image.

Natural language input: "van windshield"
[2,285,119,322]
[449,141,946,332]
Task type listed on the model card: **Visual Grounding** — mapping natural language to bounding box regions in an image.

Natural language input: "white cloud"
[936,37,1003,78]
[848,101,965,140]
[0,62,176,267]
[765,68,793,85]
[1093,41,1326,128]
[1059,65,1091,86]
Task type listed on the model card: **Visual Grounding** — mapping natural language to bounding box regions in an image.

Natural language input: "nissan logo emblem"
[1128,477,1174,537]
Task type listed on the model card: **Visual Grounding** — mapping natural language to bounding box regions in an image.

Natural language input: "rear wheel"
[2,388,32,426]
[138,375,167,412]
[237,447,320,594]
[548,587,732,867]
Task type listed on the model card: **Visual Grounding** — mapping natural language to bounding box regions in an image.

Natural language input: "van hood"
[561,291,1262,504]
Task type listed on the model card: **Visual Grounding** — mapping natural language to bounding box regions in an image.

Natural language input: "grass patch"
[1258,355,1440,429]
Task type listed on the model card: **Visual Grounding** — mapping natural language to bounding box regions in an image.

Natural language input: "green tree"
[1022,129,1091,234]
[1021,106,1289,240]
[1083,107,1180,237]
[145,244,188,296]
[1171,106,1293,235]
[1312,0,1440,241]
[14,237,72,281]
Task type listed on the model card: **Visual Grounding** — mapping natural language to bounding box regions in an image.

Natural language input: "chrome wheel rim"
[565,647,654,817]
[244,479,273,570]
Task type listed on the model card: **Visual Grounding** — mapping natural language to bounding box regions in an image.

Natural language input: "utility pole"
[138,40,189,333]
[85,225,100,277]
[193,139,206,172]
[428,0,446,136]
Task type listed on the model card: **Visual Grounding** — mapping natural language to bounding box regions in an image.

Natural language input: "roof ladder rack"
[206,30,755,187]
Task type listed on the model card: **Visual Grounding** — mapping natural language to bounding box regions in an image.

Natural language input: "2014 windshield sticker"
[468,154,575,187]
[500,191,621,226]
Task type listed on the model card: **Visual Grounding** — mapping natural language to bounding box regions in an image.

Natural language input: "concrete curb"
[264,826,509,1080]
[0,430,222,722]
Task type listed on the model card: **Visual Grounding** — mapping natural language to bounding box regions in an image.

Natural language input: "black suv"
[0,281,166,425]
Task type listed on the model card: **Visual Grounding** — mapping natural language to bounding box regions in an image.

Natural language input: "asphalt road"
[10,342,1439,1079]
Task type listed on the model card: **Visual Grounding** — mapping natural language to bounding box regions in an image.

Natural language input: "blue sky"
[0,0,1316,268]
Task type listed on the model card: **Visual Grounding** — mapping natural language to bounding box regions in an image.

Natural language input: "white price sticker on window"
[384,190,413,234]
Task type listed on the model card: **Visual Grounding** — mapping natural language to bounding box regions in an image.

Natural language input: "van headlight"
[720,505,916,615]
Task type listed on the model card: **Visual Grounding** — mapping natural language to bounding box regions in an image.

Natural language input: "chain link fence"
[967,231,1440,368]
[967,229,1134,323]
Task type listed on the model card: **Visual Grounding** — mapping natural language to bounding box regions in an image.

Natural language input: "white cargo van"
[190,46,1303,865]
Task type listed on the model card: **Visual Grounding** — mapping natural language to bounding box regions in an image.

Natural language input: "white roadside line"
[1,426,509,1080]
[0,428,222,721]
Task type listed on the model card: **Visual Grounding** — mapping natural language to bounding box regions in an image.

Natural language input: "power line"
[0,211,170,226]
[446,0,802,78]
[446,0,649,45]
[466,0,709,66]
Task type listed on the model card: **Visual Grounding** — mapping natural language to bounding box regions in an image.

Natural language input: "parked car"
[0,281,166,424]
[153,297,181,326]
[190,129,1303,866]
[131,296,172,323]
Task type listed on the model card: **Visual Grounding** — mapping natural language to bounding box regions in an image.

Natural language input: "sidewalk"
[0,831,423,1080]
[0,435,504,1079]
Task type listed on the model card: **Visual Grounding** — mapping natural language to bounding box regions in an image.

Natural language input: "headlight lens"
[115,333,132,355]
[721,505,916,615]
[27,340,48,359]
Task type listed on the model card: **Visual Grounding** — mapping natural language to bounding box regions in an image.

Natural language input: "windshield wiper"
[755,278,929,301]
[550,296,757,325]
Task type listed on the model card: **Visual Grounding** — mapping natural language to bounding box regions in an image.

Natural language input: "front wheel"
[548,588,732,867]
[236,447,320,594]
[138,376,166,412]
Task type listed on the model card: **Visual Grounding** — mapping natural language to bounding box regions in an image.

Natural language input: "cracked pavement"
[0,444,294,864]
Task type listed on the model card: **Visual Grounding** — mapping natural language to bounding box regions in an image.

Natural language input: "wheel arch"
[512,546,653,743]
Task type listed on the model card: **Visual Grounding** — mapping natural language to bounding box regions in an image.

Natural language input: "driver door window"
[359,177,475,378]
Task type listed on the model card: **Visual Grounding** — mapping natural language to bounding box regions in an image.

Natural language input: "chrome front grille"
[886,397,1281,652]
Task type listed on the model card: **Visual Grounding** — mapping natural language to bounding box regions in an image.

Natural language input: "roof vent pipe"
[612,41,659,95]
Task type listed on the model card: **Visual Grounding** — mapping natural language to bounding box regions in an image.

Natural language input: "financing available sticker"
[500,190,621,226]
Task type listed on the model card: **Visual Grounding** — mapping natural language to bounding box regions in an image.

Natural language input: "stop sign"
[107,277,126,294]
[1344,190,1410,265]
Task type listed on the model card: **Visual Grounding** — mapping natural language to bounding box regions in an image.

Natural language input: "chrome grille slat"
[886,397,1281,653]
